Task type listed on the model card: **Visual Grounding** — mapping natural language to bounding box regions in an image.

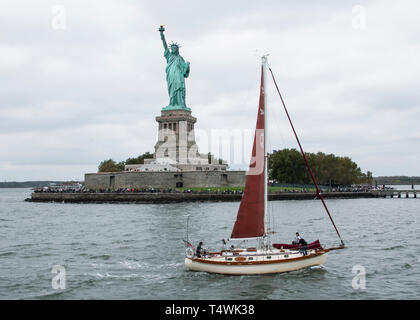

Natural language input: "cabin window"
[266,256,271,259]
[248,257,254,260]
[284,255,289,258]
[226,258,232,261]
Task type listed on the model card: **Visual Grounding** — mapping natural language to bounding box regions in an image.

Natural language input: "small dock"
[377,190,419,198]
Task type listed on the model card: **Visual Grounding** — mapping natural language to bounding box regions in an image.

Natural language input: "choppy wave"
[93,272,139,279]
[119,260,144,269]
[89,254,111,260]
[0,251,16,257]
[383,245,405,250]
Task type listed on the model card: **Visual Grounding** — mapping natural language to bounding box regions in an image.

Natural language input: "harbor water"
[1,188,419,299]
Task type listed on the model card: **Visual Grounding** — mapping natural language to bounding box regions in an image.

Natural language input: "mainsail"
[231,65,266,239]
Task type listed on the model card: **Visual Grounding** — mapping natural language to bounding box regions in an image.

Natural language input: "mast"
[262,55,268,236]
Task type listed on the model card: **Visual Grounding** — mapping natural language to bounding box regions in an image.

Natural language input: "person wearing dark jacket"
[196,242,203,258]
[299,237,308,256]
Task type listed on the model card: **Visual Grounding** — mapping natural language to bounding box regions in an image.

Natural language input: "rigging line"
[268,66,345,247]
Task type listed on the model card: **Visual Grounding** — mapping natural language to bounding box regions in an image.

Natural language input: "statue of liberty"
[159,26,191,111]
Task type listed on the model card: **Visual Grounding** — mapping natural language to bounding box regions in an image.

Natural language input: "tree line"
[373,176,420,185]
[269,148,372,185]
[98,152,154,172]
[98,149,372,185]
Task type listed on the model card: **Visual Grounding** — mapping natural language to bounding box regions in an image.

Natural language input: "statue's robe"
[164,48,190,108]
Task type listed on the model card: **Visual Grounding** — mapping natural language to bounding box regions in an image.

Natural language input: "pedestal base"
[162,105,191,112]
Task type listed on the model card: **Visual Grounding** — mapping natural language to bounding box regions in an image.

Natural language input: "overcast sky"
[1,0,419,181]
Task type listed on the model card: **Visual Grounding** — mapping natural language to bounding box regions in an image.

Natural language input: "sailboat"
[184,56,345,275]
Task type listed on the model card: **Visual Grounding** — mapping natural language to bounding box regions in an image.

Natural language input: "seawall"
[84,170,246,190]
[26,191,382,203]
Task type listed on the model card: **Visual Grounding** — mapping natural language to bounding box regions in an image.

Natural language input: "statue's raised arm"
[159,25,168,52]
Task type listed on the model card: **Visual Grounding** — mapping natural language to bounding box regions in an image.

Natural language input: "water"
[0,188,419,300]
[387,185,417,191]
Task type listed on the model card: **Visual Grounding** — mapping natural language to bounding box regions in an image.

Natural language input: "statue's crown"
[169,41,181,48]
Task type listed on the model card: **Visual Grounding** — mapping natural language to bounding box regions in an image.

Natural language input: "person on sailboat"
[196,242,204,258]
[299,238,308,256]
[293,232,301,245]
[293,232,308,256]
[229,245,239,255]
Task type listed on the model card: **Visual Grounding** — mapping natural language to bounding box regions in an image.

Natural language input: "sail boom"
[229,237,264,241]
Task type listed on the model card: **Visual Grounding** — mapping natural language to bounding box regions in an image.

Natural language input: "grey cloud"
[1,0,420,180]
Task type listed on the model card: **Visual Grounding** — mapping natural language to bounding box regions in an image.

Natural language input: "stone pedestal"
[128,108,228,173]
[152,109,207,165]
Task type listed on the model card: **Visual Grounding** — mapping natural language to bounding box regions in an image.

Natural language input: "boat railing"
[198,248,323,259]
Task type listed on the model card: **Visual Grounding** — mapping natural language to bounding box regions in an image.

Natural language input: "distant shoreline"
[0,181,69,188]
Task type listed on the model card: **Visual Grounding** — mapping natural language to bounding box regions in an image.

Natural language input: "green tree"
[269,149,371,185]
[269,148,309,184]
[366,171,373,185]
[125,152,154,165]
[97,152,154,173]
[98,159,125,172]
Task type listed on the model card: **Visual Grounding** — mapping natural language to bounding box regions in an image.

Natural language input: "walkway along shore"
[25,190,414,203]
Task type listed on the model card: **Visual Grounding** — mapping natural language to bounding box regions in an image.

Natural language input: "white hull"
[185,251,329,275]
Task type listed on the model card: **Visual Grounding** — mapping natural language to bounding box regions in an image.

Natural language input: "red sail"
[231,66,265,239]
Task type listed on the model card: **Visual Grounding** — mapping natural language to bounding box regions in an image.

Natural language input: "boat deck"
[191,247,323,265]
